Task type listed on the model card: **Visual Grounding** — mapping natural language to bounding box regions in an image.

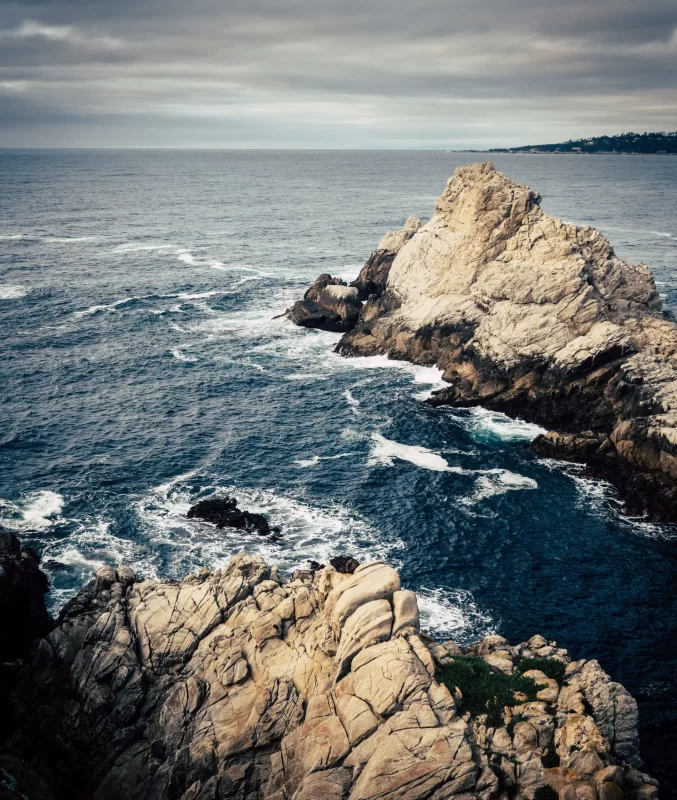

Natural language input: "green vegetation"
[516,658,566,685]
[437,656,542,727]
[490,131,677,155]
[534,786,559,800]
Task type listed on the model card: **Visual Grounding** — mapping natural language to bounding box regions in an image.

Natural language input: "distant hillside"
[490,131,677,155]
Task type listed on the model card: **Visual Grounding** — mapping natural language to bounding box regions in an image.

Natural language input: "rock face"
[187,497,279,537]
[350,216,423,300]
[2,556,657,800]
[327,162,677,522]
[285,275,363,332]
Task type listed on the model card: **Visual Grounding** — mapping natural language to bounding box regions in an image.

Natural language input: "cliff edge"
[289,162,677,521]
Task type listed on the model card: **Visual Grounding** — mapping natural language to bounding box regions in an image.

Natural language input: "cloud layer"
[1,0,675,147]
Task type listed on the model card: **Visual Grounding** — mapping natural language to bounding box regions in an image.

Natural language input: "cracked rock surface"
[318,162,677,521]
[2,556,657,800]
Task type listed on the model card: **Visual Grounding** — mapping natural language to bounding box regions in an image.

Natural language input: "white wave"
[651,231,675,239]
[40,236,96,243]
[73,296,136,318]
[134,474,403,577]
[177,251,198,265]
[416,586,495,643]
[211,263,270,276]
[170,347,197,363]
[177,289,234,300]
[461,470,538,505]
[0,284,29,300]
[464,407,546,441]
[0,490,65,530]
[114,243,177,253]
[369,433,461,472]
[0,233,28,240]
[295,452,359,467]
[335,264,362,282]
[344,388,361,415]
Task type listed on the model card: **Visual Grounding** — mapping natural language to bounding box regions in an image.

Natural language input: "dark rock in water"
[0,529,52,662]
[187,496,274,536]
[285,298,344,331]
[307,560,325,572]
[329,555,360,574]
[285,274,362,332]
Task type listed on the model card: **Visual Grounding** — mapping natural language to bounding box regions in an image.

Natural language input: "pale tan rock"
[5,555,656,800]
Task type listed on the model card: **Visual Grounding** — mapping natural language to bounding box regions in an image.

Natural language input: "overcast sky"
[1,0,676,148]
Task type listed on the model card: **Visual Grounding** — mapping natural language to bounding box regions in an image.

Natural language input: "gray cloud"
[0,0,675,147]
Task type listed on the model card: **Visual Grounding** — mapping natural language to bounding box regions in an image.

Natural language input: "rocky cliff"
[1,555,659,800]
[290,162,677,521]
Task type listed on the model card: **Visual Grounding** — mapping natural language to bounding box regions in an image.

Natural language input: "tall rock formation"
[1,556,658,800]
[290,162,677,521]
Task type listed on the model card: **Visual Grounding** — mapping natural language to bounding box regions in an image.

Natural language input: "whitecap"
[416,586,495,643]
[464,407,546,441]
[0,285,29,300]
[460,470,538,505]
[0,490,65,530]
[177,251,198,265]
[40,236,96,243]
[295,452,359,467]
[344,388,360,415]
[73,296,137,318]
[650,231,675,239]
[0,233,28,240]
[114,243,177,253]
[170,347,197,363]
[369,433,461,472]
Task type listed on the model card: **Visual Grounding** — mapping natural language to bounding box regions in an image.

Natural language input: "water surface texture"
[1,151,676,786]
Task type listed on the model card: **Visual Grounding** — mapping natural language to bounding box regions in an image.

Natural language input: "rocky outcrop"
[285,275,363,332]
[2,556,657,800]
[187,497,280,538]
[350,216,423,301]
[317,162,677,522]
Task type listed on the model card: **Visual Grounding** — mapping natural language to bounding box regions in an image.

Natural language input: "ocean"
[1,149,676,787]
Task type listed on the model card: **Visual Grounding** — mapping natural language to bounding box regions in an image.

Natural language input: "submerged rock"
[0,556,656,800]
[317,161,677,522]
[187,496,278,537]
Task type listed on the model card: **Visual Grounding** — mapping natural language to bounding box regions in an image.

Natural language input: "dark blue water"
[1,150,676,784]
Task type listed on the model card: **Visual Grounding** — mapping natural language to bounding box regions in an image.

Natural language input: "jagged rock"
[286,274,363,332]
[320,161,677,521]
[186,496,278,537]
[350,216,423,300]
[0,556,656,800]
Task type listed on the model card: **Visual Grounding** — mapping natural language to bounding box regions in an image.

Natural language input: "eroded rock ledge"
[2,555,658,800]
[289,162,677,521]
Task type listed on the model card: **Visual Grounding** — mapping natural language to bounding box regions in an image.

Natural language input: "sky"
[0,0,676,149]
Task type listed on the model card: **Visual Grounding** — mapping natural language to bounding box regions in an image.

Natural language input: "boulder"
[286,274,363,332]
[186,496,278,537]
